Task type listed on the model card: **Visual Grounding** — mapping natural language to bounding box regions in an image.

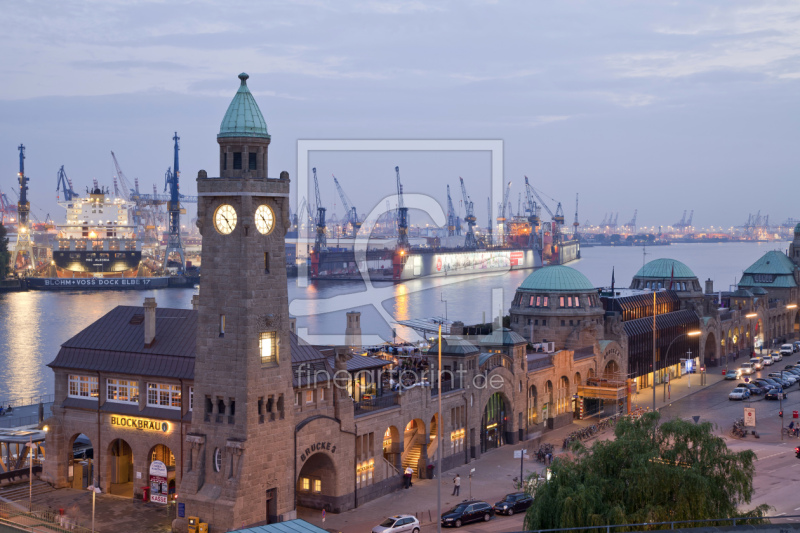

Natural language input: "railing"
[431,380,460,396]
[0,500,94,533]
[516,514,778,533]
[0,395,54,409]
[354,393,399,416]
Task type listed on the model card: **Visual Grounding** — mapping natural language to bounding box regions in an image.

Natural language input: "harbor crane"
[572,193,579,238]
[0,190,16,225]
[332,175,361,237]
[56,166,78,202]
[312,168,327,253]
[496,181,512,246]
[446,185,456,237]
[624,209,638,232]
[486,197,492,246]
[523,177,541,249]
[395,166,409,249]
[163,132,185,272]
[12,144,33,271]
[459,177,477,249]
[527,179,561,243]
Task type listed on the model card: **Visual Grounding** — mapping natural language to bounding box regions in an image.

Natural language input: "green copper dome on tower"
[218,73,271,140]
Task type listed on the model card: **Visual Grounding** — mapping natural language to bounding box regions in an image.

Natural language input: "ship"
[26,187,169,290]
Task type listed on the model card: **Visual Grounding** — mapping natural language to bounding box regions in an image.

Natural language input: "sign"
[149,460,169,505]
[744,407,756,427]
[300,441,337,463]
[178,503,185,518]
[110,415,170,433]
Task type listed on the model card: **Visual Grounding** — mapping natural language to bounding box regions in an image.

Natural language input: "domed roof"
[519,266,594,293]
[634,258,696,280]
[218,73,271,140]
[795,222,800,235]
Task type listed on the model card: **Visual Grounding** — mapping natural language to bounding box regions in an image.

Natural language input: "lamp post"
[437,324,442,533]
[87,485,101,532]
[656,330,701,410]
[745,312,758,365]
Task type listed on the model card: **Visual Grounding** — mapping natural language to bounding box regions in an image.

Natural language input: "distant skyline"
[1,1,798,229]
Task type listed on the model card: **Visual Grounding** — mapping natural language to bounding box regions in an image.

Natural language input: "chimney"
[345,311,361,351]
[191,294,200,311]
[289,316,297,335]
[144,297,157,347]
[705,278,714,295]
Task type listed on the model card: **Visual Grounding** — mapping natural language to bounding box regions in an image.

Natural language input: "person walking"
[452,473,461,496]
[404,466,413,489]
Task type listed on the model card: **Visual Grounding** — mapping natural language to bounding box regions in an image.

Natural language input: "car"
[772,351,784,362]
[769,372,797,385]
[494,492,533,516]
[781,344,794,356]
[762,356,774,366]
[739,363,755,375]
[740,382,764,395]
[786,368,800,377]
[724,371,740,380]
[729,387,750,401]
[769,376,793,388]
[753,379,777,391]
[442,501,494,528]
[793,340,800,352]
[373,515,420,533]
[765,388,788,400]
[750,358,764,370]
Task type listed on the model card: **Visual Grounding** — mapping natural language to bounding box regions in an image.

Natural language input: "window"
[248,152,257,170]
[319,388,326,402]
[301,477,311,491]
[295,392,301,406]
[559,296,565,307]
[561,320,565,326]
[313,479,322,493]
[106,379,139,404]
[534,319,538,326]
[219,315,225,337]
[147,383,181,409]
[233,152,242,170]
[567,297,572,307]
[305,390,314,405]
[260,332,277,365]
[529,296,534,306]
[543,297,549,306]
[68,375,99,399]
[536,296,541,306]
[542,319,547,326]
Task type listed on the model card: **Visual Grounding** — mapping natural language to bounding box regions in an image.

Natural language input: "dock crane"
[312,168,327,253]
[624,209,638,232]
[0,190,17,225]
[56,166,78,202]
[486,197,492,246]
[446,185,456,237]
[496,181,512,246]
[523,177,541,249]
[395,166,409,249]
[12,144,33,271]
[163,132,185,272]
[459,177,477,249]
[332,175,361,237]
[572,193,579,238]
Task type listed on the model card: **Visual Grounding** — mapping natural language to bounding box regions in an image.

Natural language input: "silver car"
[729,387,749,401]
[373,515,421,533]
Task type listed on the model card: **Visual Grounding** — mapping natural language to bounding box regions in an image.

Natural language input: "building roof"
[229,519,329,533]
[426,336,480,356]
[634,258,696,280]
[479,327,527,346]
[743,251,796,275]
[518,265,594,293]
[218,73,271,140]
[622,309,700,337]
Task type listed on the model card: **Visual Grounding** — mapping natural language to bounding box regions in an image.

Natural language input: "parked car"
[772,351,784,362]
[442,501,494,528]
[740,382,763,395]
[762,356,774,366]
[769,372,797,385]
[739,363,755,375]
[753,379,778,390]
[494,493,533,516]
[768,375,793,388]
[373,515,420,533]
[781,344,794,356]
[750,358,764,370]
[729,387,750,401]
[765,387,788,400]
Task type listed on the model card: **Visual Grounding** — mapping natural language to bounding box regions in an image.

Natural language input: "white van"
[781,344,794,356]
[739,362,755,375]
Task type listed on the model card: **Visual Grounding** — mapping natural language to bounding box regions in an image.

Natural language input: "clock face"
[255,204,275,235]
[214,204,237,235]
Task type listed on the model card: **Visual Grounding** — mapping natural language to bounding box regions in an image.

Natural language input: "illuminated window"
[147,383,181,409]
[313,479,321,493]
[536,296,541,306]
[301,477,310,491]
[305,390,314,405]
[260,332,277,365]
[319,388,326,402]
[106,379,139,404]
[68,375,99,399]
[543,297,549,306]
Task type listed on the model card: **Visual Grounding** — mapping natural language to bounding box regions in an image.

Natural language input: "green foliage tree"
[0,222,10,280]
[524,413,769,530]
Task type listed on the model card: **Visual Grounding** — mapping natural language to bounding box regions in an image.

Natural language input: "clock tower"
[179,73,296,530]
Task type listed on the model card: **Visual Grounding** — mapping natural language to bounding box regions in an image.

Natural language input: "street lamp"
[657,330,702,409]
[87,485,101,532]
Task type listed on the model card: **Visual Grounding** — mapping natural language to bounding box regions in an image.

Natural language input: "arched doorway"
[704,332,717,367]
[481,392,507,452]
[107,439,134,497]
[527,385,538,427]
[544,381,553,421]
[402,419,426,478]
[67,433,94,490]
[428,414,439,458]
[297,452,336,511]
[557,376,570,416]
[147,444,176,504]
[604,360,619,377]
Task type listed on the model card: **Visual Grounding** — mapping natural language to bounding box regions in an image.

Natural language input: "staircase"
[401,445,423,477]
[0,480,54,502]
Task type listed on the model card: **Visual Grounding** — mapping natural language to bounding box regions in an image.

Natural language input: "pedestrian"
[452,473,461,496]
[404,466,413,489]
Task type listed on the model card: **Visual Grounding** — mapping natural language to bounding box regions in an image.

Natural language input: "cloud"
[71,60,190,72]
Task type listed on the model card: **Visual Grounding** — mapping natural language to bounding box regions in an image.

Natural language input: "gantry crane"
[395,166,409,249]
[459,177,477,249]
[312,167,327,253]
[572,193,579,238]
[163,132,185,272]
[0,190,16,225]
[12,144,33,271]
[446,185,456,237]
[496,181,512,246]
[527,178,562,244]
[523,177,541,250]
[624,209,638,232]
[332,175,361,237]
[486,197,492,246]
[56,166,78,202]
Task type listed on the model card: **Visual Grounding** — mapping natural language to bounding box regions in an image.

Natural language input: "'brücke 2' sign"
[110,415,170,433]
[300,442,336,462]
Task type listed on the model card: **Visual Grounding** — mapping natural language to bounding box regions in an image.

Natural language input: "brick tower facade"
[179,73,296,530]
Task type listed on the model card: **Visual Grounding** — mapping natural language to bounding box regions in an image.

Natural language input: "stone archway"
[544,381,554,420]
[67,433,94,490]
[481,392,510,452]
[527,385,538,427]
[604,359,620,376]
[297,452,337,511]
[146,444,176,504]
[107,438,134,498]
[704,332,717,367]
[402,419,426,478]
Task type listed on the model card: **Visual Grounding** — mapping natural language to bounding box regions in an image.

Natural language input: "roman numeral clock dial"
[214,204,237,235]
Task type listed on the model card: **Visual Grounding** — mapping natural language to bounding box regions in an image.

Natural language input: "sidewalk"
[631,369,726,414]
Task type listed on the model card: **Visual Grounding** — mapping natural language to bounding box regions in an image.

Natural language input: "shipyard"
[2,3,800,533]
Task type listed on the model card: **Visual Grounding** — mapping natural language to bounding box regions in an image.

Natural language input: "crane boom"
[332,175,360,236]
[446,185,456,236]
[458,177,477,249]
[395,166,409,249]
[313,167,327,252]
[56,165,78,202]
[110,151,134,201]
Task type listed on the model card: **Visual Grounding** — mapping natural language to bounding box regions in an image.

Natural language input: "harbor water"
[0,241,788,401]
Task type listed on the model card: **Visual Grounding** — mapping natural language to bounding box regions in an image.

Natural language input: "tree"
[524,413,769,530]
[0,222,9,280]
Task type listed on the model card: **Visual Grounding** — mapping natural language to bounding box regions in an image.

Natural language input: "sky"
[1,0,798,230]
